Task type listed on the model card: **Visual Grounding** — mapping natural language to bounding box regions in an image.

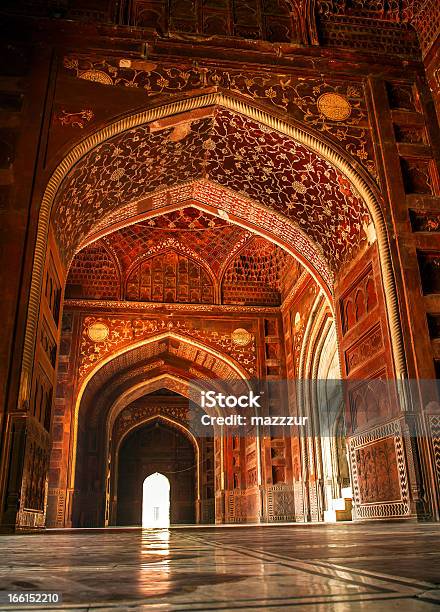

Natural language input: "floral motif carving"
[266,485,296,521]
[21,420,50,512]
[349,421,410,519]
[65,298,278,314]
[63,55,377,180]
[54,109,94,128]
[356,437,401,504]
[78,315,257,379]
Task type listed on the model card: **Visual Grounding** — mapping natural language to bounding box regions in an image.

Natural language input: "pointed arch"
[123,246,217,304]
[19,90,407,419]
[114,413,202,516]
[70,330,251,488]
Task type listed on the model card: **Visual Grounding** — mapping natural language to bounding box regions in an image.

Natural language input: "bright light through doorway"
[142,472,170,528]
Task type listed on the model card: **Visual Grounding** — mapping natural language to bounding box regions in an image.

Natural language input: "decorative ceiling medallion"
[231,328,252,347]
[87,322,109,342]
[317,93,352,121]
[79,70,113,85]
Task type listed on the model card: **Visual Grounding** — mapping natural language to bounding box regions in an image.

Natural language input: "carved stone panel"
[345,325,383,374]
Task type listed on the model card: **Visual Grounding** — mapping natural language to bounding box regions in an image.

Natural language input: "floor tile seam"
[177,535,396,594]
[236,547,438,592]
[179,534,430,595]
[186,536,438,590]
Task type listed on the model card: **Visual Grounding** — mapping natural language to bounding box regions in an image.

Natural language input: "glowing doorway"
[142,472,170,528]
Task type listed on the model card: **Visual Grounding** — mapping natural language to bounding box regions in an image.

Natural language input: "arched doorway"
[116,420,196,526]
[142,473,170,529]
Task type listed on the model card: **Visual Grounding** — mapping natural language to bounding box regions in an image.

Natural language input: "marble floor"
[0,523,439,611]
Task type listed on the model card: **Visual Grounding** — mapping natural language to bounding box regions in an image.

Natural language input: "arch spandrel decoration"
[21,91,407,417]
[80,340,250,429]
[78,315,257,382]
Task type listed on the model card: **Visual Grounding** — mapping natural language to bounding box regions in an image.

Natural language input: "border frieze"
[64,298,280,314]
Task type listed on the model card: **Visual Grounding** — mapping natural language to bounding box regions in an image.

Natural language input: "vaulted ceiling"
[65,205,303,306]
[54,107,370,282]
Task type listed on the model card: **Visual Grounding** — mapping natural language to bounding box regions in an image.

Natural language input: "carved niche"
[386,81,417,111]
[118,0,298,42]
[394,124,427,145]
[341,266,377,334]
[44,255,62,327]
[126,251,214,304]
[401,158,435,194]
[345,324,383,374]
[410,210,440,232]
[427,314,440,339]
[32,366,53,431]
[348,376,391,431]
[418,251,440,294]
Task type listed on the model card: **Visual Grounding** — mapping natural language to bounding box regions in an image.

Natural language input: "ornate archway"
[116,419,196,527]
[11,91,416,530]
[19,91,406,420]
[59,331,252,527]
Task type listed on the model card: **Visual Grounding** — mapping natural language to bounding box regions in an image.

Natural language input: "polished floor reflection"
[0,523,439,610]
